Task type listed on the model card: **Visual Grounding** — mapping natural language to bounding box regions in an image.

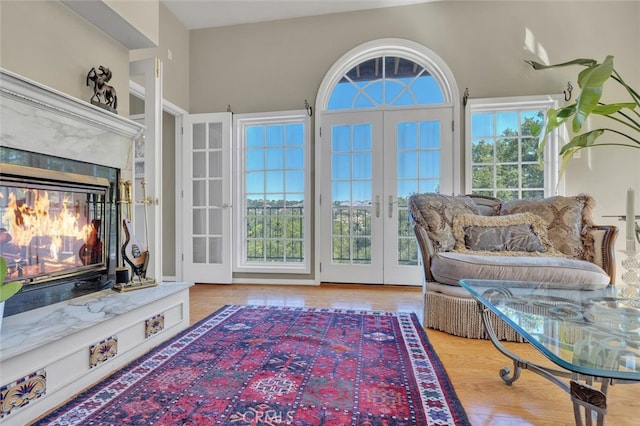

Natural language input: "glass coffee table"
[459,279,639,426]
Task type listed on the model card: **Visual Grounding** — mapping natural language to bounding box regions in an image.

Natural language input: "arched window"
[328,56,444,110]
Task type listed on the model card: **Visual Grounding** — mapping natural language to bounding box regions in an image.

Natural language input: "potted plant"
[0,256,23,331]
[526,55,639,173]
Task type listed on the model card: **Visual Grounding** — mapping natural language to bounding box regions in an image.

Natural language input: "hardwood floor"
[190,283,639,426]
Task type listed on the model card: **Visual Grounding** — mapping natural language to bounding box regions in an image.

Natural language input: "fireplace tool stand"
[114,179,157,292]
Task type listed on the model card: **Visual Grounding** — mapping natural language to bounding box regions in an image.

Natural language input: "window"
[465,96,563,199]
[328,56,444,110]
[234,111,310,272]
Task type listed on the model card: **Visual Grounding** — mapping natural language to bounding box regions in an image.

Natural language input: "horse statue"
[86,66,118,112]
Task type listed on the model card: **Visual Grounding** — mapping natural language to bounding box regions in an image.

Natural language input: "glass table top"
[459,279,640,381]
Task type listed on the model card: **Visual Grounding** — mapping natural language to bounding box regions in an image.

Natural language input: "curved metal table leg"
[476,302,611,426]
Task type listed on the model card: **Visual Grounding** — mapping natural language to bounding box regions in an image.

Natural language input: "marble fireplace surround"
[0,70,193,424]
[0,68,141,186]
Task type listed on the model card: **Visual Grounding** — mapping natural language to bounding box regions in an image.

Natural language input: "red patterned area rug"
[35,305,470,425]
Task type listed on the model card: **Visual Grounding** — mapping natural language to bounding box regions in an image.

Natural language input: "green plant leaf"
[559,129,605,155]
[573,56,614,132]
[0,256,22,302]
[0,257,6,285]
[0,282,22,302]
[592,103,637,115]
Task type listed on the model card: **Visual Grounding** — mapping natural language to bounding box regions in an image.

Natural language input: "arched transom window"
[328,56,445,110]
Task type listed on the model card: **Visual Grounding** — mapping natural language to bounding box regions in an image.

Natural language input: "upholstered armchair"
[408,193,618,341]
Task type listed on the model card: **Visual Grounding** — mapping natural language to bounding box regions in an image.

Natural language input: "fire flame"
[2,189,94,261]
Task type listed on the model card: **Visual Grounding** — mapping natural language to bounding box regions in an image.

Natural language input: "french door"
[320,108,452,285]
[181,112,232,283]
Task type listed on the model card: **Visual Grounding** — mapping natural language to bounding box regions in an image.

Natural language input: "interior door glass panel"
[208,122,222,149]
[192,237,205,263]
[192,209,206,234]
[193,123,206,149]
[209,151,222,177]
[193,153,206,178]
[193,181,206,206]
[209,180,222,206]
[208,237,222,263]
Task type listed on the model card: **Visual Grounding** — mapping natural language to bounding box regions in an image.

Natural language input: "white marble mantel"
[0,281,193,362]
[0,67,144,180]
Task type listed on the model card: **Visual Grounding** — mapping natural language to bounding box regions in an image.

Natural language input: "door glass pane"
[193,181,206,206]
[331,123,373,265]
[209,208,222,234]
[209,151,222,177]
[193,153,206,178]
[209,122,222,149]
[193,209,206,234]
[397,120,440,266]
[190,117,227,268]
[193,237,205,263]
[193,123,205,149]
[208,237,222,263]
[209,180,222,207]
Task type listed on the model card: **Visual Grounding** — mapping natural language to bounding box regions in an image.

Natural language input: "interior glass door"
[181,112,232,283]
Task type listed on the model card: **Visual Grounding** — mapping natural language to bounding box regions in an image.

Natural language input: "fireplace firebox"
[0,150,120,316]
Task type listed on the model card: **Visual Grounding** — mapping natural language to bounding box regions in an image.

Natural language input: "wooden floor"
[190,283,639,426]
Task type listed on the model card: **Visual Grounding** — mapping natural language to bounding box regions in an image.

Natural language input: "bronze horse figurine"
[86,66,118,111]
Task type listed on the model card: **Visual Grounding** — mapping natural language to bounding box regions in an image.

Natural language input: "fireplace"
[0,150,120,316]
[0,68,142,317]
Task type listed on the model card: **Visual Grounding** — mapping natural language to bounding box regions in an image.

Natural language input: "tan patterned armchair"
[408,193,618,341]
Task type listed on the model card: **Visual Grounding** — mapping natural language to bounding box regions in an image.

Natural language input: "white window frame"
[233,110,311,273]
[465,95,565,197]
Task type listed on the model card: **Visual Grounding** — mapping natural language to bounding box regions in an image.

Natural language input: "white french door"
[320,108,452,285]
[181,113,232,283]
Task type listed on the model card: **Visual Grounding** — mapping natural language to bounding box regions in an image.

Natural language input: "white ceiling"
[161,0,441,30]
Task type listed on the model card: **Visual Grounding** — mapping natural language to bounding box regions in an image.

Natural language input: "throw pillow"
[408,193,480,252]
[452,212,560,256]
[500,194,595,260]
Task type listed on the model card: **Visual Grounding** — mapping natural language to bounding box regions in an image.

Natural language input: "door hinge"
[319,127,322,138]
[319,194,321,205]
[181,126,184,135]
[451,120,455,132]
[319,262,322,272]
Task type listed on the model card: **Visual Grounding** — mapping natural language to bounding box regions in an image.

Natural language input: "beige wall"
[190,1,640,282]
[189,1,639,114]
[105,0,159,47]
[130,1,190,111]
[0,0,131,116]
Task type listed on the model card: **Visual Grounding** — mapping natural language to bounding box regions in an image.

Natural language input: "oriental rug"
[35,305,470,425]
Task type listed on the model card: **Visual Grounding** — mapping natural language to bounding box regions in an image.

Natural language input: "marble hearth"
[0,282,193,424]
